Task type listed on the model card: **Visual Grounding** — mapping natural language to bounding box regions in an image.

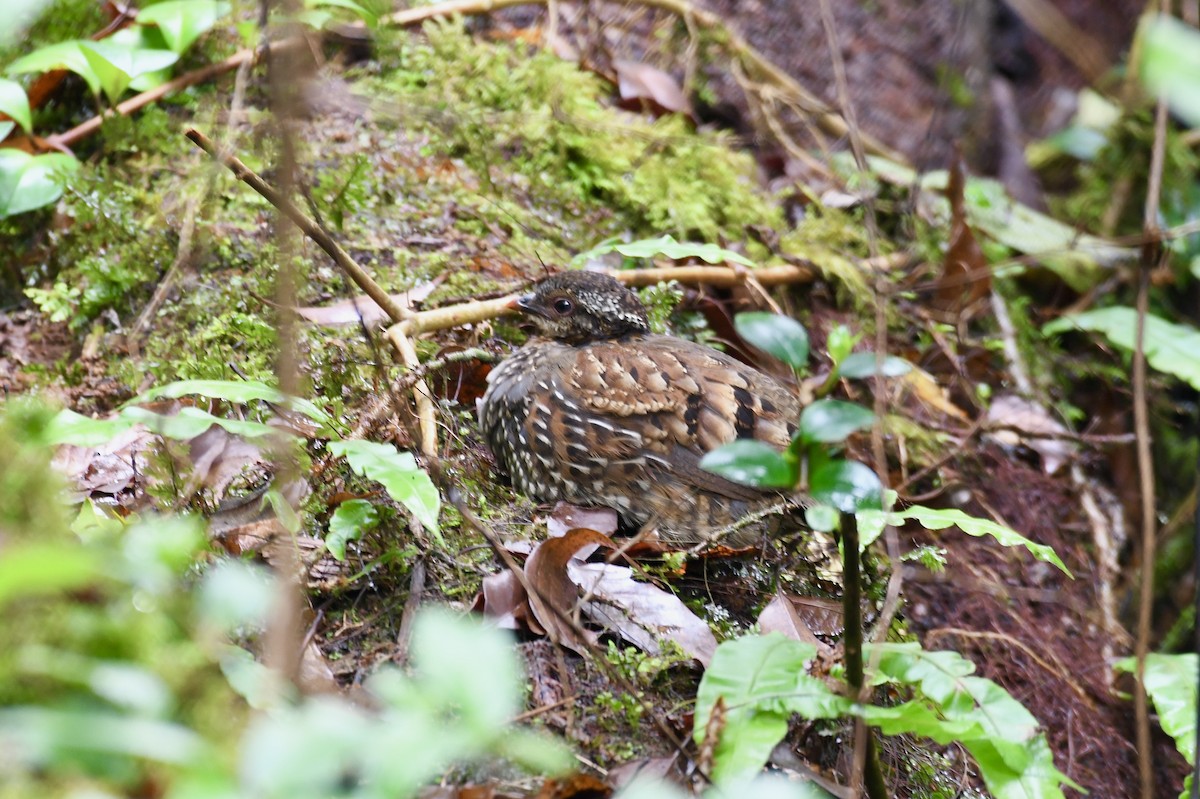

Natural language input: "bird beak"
[512,293,549,318]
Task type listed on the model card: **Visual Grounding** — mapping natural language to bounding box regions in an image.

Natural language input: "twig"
[1133,87,1169,799]
[390,258,906,339]
[46,37,305,150]
[184,127,441,457]
[380,0,907,164]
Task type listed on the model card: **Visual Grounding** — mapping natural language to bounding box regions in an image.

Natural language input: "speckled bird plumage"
[478,271,799,546]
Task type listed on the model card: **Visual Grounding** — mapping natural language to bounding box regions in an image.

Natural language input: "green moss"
[373,21,783,246]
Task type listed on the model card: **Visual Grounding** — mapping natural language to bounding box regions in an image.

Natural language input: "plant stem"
[841,511,889,799]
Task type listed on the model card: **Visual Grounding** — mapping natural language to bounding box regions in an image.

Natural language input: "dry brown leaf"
[985,394,1077,475]
[547,502,618,539]
[523,528,614,654]
[613,59,691,117]
[932,157,991,318]
[757,592,835,657]
[478,569,529,631]
[568,561,717,665]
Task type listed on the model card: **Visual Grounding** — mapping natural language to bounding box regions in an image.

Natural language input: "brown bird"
[478,271,799,546]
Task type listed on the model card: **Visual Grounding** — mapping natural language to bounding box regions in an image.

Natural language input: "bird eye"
[552,297,574,315]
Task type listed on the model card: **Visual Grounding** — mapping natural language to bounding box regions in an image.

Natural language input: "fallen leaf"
[547,502,618,539]
[567,561,717,666]
[523,528,613,654]
[478,569,530,631]
[613,59,691,117]
[985,394,1077,475]
[932,156,991,318]
[757,592,836,656]
[294,278,441,326]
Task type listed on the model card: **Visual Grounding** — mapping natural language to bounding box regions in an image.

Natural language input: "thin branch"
[184,126,440,457]
[1133,70,1171,799]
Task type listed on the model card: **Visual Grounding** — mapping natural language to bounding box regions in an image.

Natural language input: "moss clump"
[376,21,784,245]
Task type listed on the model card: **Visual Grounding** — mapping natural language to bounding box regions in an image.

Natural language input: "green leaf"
[120,405,283,440]
[0,544,101,607]
[1044,306,1200,391]
[326,499,379,560]
[734,312,810,369]
[799,399,874,445]
[825,324,856,365]
[303,0,376,26]
[327,440,441,537]
[861,643,1078,797]
[700,439,797,489]
[77,41,178,103]
[0,78,32,132]
[838,351,913,379]
[1115,653,1197,765]
[408,609,523,730]
[810,459,882,512]
[0,150,79,218]
[572,234,755,267]
[6,41,98,93]
[893,505,1071,576]
[136,0,231,53]
[1140,15,1200,127]
[694,633,845,783]
[0,707,205,765]
[199,560,277,633]
[128,378,337,431]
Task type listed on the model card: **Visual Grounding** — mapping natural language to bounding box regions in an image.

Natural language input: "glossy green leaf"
[694,633,844,783]
[44,405,289,446]
[1115,653,1197,765]
[838,351,913,379]
[0,150,79,218]
[809,459,882,512]
[326,499,379,560]
[328,440,440,536]
[136,0,231,53]
[734,312,810,369]
[6,41,98,93]
[1045,306,1200,391]
[78,40,177,103]
[700,439,797,489]
[892,505,1071,576]
[798,399,874,444]
[804,504,838,533]
[0,78,32,132]
[0,121,14,140]
[572,234,755,267]
[825,324,856,365]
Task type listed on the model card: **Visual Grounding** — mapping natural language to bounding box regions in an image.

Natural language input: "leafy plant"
[700,311,906,514]
[327,439,441,538]
[1115,652,1197,797]
[693,633,1078,797]
[1045,306,1200,391]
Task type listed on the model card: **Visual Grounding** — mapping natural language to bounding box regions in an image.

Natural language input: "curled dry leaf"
[52,424,156,502]
[523,528,614,654]
[932,157,991,318]
[985,394,1077,475]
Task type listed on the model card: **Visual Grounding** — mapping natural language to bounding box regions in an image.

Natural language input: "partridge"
[478,271,799,546]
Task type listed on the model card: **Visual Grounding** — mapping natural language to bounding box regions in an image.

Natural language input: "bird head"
[511,271,650,344]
